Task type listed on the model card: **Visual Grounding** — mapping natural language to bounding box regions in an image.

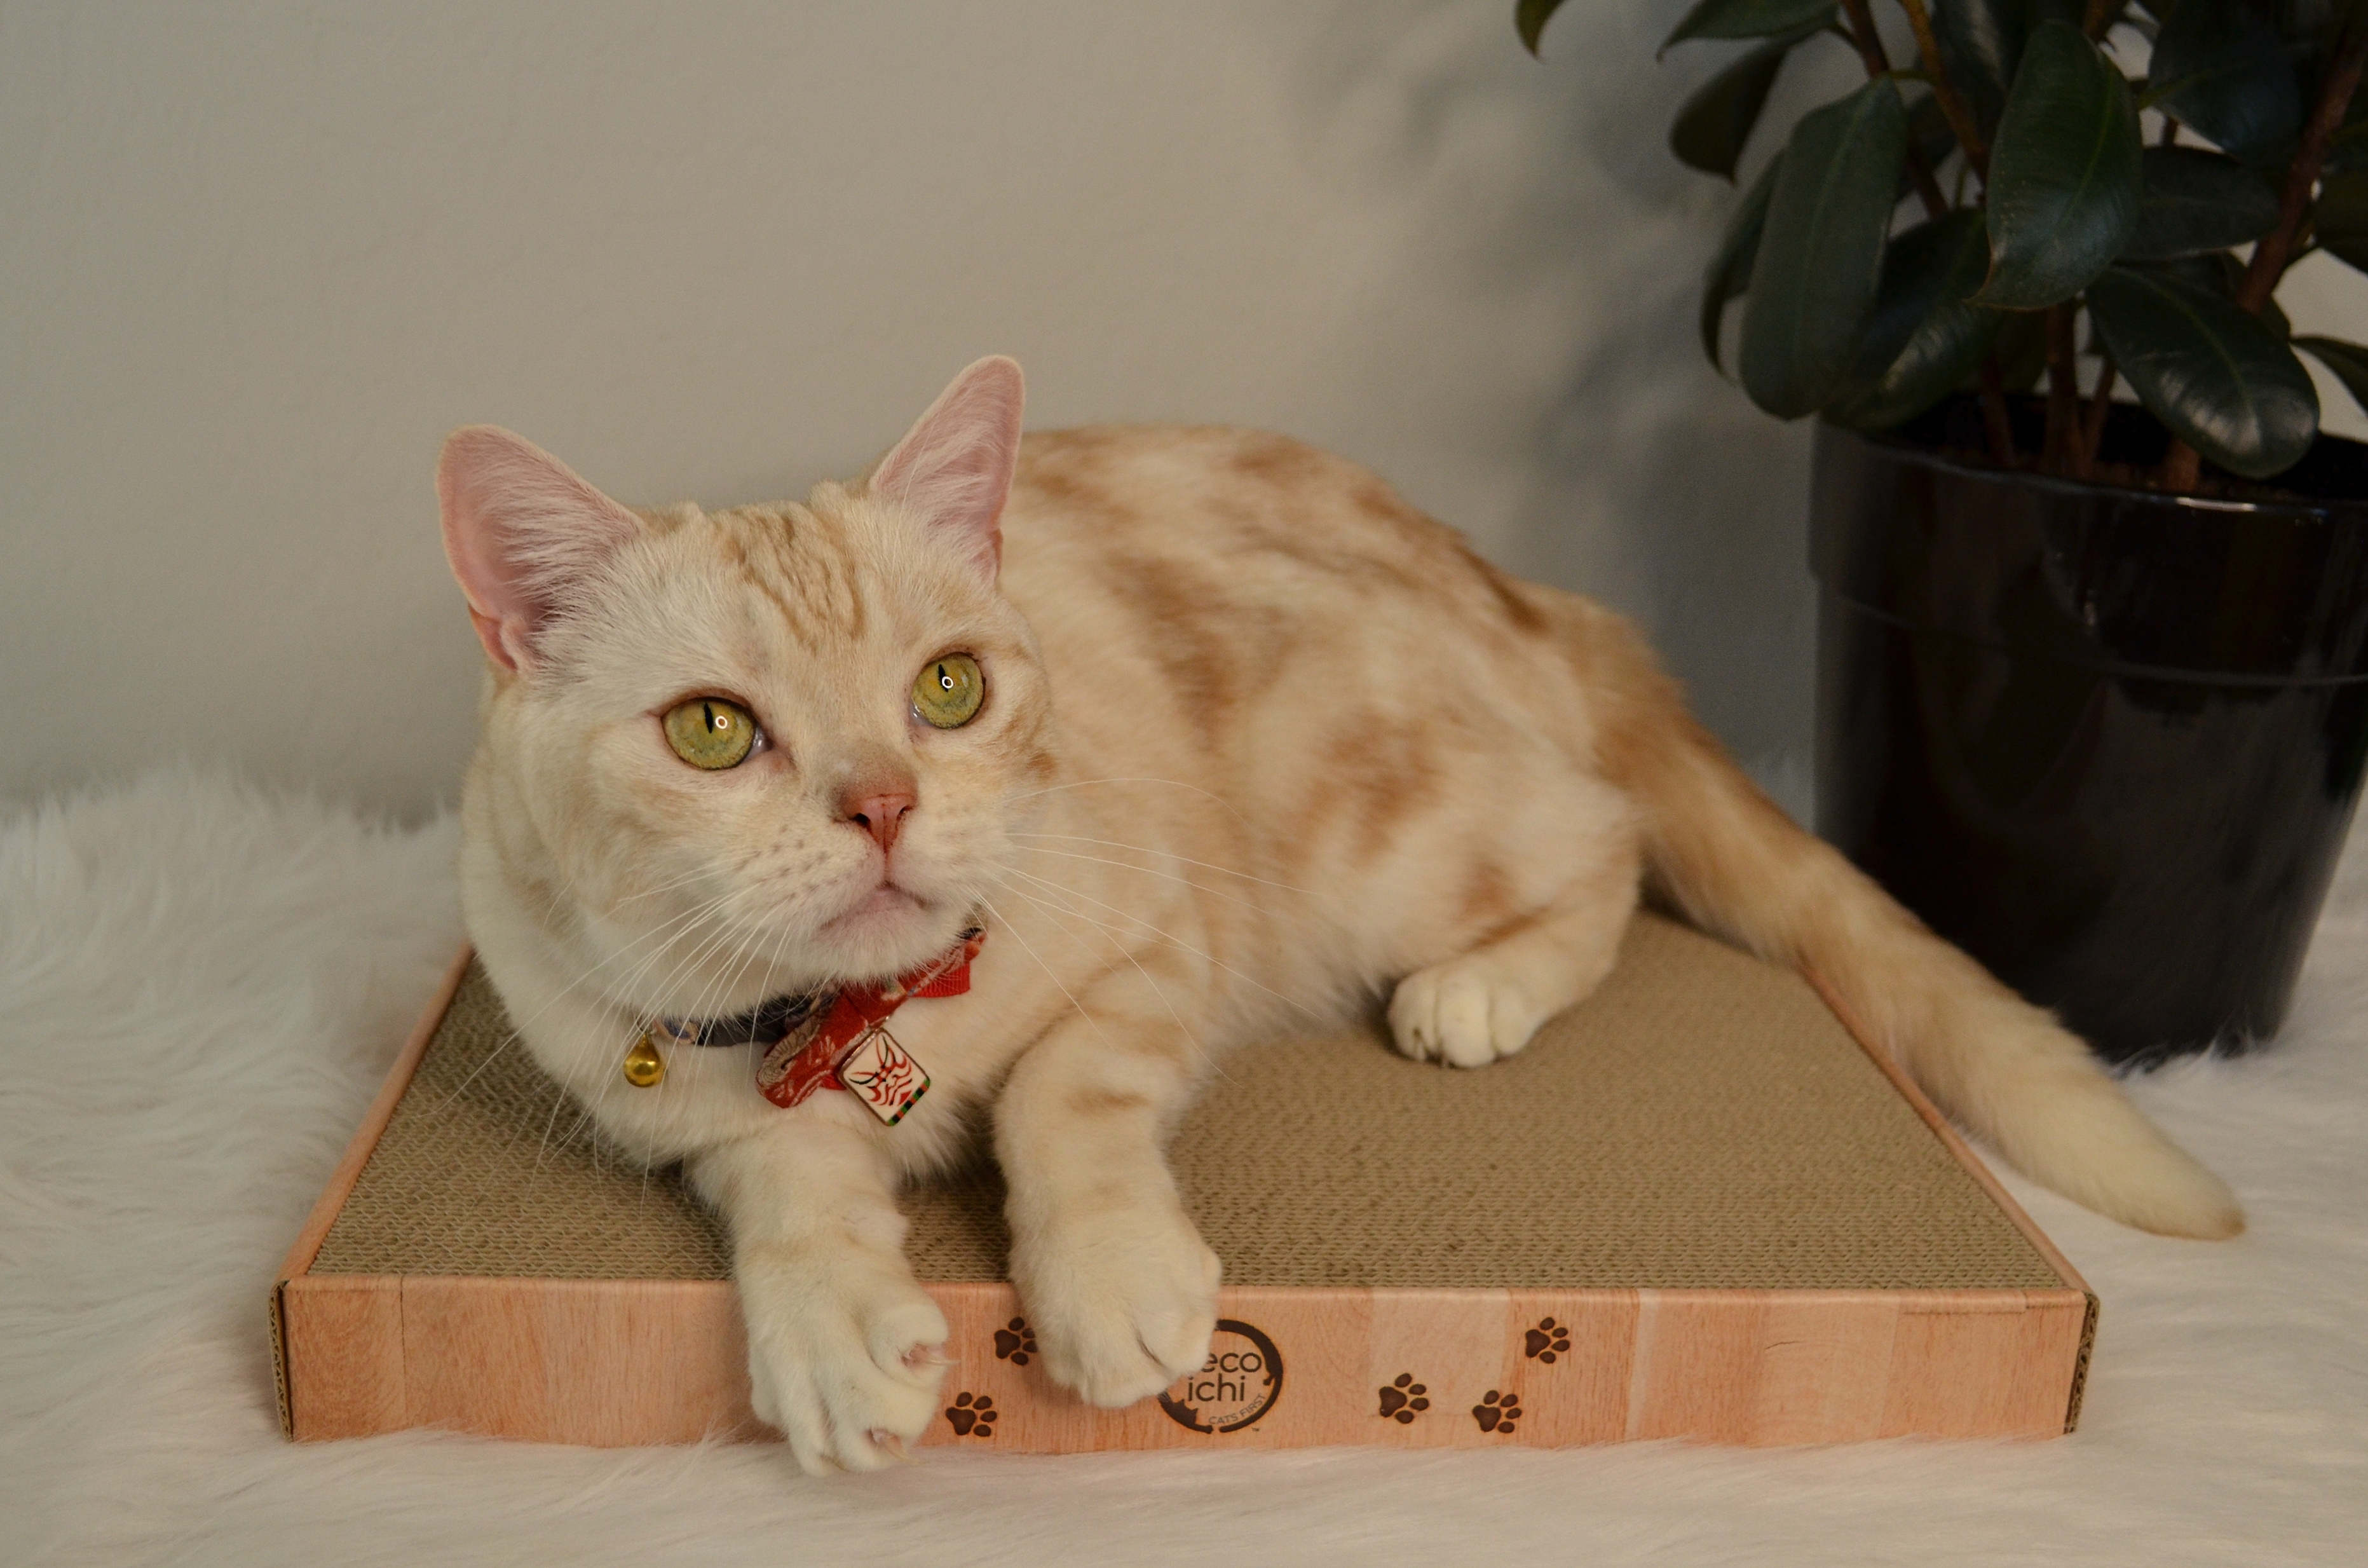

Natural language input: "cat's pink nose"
[845,789,915,853]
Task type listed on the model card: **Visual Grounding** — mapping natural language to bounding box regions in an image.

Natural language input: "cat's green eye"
[913,654,985,729]
[662,697,759,770]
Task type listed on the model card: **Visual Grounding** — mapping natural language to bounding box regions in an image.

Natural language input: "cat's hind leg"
[1389,831,1640,1068]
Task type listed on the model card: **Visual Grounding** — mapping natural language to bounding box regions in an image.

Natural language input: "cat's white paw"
[1016,1208,1221,1408]
[1389,956,1550,1068]
[738,1243,950,1474]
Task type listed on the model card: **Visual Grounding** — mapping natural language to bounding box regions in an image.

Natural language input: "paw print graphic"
[944,1392,998,1438]
[1524,1317,1572,1363]
[993,1317,1038,1367]
[1472,1390,1522,1435]
[1377,1373,1431,1423]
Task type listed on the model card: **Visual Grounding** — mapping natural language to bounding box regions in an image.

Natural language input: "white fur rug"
[5,772,2362,1567]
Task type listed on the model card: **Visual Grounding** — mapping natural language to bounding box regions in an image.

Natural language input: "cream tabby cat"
[439,357,2240,1473]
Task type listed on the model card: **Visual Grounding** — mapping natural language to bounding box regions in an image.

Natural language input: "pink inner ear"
[437,426,643,672]
[868,356,1026,578]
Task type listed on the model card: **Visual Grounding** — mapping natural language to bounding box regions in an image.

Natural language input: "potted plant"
[1521,0,2368,1062]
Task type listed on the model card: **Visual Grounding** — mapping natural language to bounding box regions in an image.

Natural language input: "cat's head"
[439,357,1054,1016]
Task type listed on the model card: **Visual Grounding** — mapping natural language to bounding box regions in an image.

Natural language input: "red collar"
[750,926,984,1122]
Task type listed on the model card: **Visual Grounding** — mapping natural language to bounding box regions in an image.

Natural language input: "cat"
[437,355,2241,1473]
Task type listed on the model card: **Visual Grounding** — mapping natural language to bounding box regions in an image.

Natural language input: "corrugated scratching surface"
[310,964,732,1280]
[311,915,2064,1292]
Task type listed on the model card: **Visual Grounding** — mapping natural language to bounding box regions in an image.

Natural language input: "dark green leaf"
[2086,264,2318,477]
[1980,21,2142,308]
[1910,89,1957,173]
[1830,211,2004,430]
[2343,44,2368,123]
[1662,0,1836,53]
[2261,287,2297,344]
[2317,170,2368,272]
[2122,146,2282,259]
[1739,79,1908,417]
[1994,308,2050,390]
[2148,0,2301,162]
[1669,22,1824,179]
[1887,93,1961,203]
[2296,336,2368,419]
[2131,251,2290,337]
[1934,0,2032,139]
[1516,0,1567,55]
[1701,153,1784,369]
[2132,252,2233,293]
[2315,43,2368,164]
[1844,214,1987,385]
[2324,119,2368,175]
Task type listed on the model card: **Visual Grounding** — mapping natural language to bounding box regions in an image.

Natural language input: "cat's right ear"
[437,426,643,672]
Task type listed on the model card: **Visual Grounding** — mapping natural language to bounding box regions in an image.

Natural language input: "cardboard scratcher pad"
[275,916,2096,1452]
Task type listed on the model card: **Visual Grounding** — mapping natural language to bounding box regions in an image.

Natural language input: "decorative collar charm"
[623,926,984,1128]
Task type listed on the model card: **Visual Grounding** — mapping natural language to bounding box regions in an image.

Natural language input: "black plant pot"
[1811,398,2368,1065]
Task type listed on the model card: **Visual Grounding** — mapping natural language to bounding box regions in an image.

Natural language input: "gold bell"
[622,1033,666,1088]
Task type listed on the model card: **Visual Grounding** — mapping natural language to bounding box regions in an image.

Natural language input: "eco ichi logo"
[1157,1319,1283,1434]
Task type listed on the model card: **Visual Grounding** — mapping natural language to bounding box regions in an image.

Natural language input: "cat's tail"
[1585,608,2242,1240]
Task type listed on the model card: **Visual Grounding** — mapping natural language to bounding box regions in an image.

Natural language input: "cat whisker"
[1008,832,1319,899]
[636,904,807,1196]
[593,889,769,1016]
[539,903,765,1166]
[997,864,1331,1026]
[593,903,782,1166]
[1009,844,1272,915]
[608,862,732,907]
[426,876,752,1122]
[420,884,749,1124]
[990,877,1232,1082]
[976,892,1117,1053]
[553,901,782,1164]
[1004,775,1251,824]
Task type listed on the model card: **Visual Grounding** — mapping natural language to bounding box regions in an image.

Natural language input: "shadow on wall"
[1262,0,1849,778]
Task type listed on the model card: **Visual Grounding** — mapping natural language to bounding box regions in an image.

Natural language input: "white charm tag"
[836,1024,930,1126]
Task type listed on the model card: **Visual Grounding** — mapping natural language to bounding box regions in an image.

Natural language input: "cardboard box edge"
[2067,1289,2101,1434]
[1802,966,2094,1300]
[277,1279,2085,1447]
[273,944,472,1438]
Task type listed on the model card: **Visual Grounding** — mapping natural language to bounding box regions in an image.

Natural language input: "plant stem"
[2043,304,2079,472]
[2078,356,2117,479]
[2161,7,2368,493]
[1980,356,2018,470]
[1849,0,2020,466]
[1895,0,1989,179]
[2236,10,2368,314]
[1839,0,1950,217]
[1861,0,2021,465]
[2158,114,2181,147]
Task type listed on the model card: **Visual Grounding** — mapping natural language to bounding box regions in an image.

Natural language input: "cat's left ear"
[867,355,1025,581]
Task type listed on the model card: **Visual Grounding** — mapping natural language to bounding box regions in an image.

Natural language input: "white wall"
[7,2,2365,819]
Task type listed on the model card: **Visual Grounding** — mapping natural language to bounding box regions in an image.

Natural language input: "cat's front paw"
[1388,955,1549,1068]
[1014,1207,1221,1408]
[738,1243,949,1474]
